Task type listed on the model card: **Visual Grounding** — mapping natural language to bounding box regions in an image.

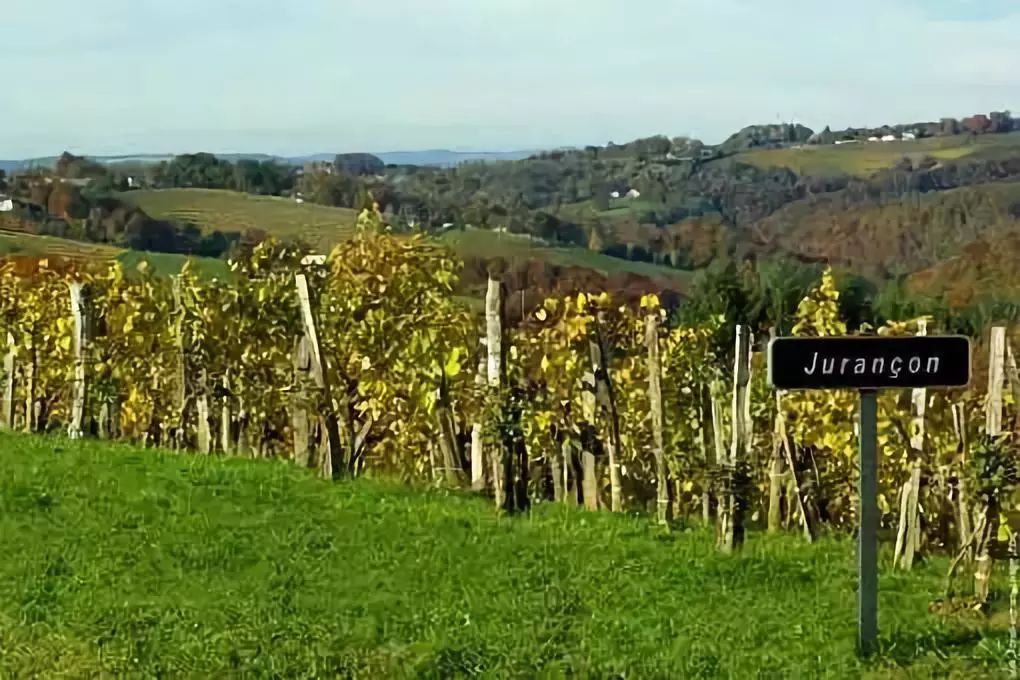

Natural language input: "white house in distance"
[868,136,880,142]
[0,198,12,212]
[881,134,897,142]
[610,191,620,199]
[902,132,917,141]
[626,188,641,199]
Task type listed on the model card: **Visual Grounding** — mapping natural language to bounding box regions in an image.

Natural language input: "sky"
[1,0,1018,158]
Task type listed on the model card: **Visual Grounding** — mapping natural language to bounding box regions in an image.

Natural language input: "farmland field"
[121,189,360,251]
[0,433,1011,678]
[738,132,1020,177]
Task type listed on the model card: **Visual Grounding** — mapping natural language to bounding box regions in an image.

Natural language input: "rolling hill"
[120,189,360,252]
[118,188,691,286]
[737,132,1020,177]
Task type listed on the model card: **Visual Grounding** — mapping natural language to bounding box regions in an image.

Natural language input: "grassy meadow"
[0,433,1013,678]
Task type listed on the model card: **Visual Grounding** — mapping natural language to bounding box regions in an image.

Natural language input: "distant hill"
[1,148,543,173]
[372,149,542,167]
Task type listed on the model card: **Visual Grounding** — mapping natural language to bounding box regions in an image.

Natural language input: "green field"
[439,228,692,285]
[739,132,1020,177]
[0,433,1011,677]
[121,189,360,251]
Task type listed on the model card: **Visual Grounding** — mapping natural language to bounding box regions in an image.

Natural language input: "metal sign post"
[768,335,971,658]
[858,389,878,657]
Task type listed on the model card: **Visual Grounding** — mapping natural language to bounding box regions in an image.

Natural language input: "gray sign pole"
[858,389,879,657]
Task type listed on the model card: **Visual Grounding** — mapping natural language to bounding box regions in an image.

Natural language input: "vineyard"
[1,205,1018,610]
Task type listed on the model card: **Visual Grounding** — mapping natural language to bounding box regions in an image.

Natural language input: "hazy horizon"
[2,0,1018,158]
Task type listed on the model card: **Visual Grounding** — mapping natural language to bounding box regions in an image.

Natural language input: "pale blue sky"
[1,0,1017,158]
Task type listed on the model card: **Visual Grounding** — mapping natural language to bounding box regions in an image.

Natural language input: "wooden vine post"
[718,324,751,552]
[951,403,972,563]
[291,334,313,467]
[220,371,233,455]
[294,273,343,479]
[975,325,1006,602]
[767,389,787,534]
[590,310,623,513]
[485,272,508,509]
[67,282,91,440]
[470,354,486,491]
[895,319,927,570]
[1,332,14,429]
[435,367,465,486]
[169,277,189,450]
[645,310,670,525]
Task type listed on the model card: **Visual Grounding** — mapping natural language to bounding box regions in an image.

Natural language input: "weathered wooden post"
[975,325,1006,602]
[718,324,751,552]
[767,390,787,534]
[291,335,313,467]
[67,282,91,440]
[295,273,343,479]
[485,273,507,509]
[769,333,970,658]
[1,332,15,429]
[220,371,233,454]
[435,369,465,486]
[470,354,486,491]
[195,369,212,454]
[484,276,529,513]
[952,403,973,563]
[895,319,928,570]
[589,311,623,513]
[646,311,669,526]
[169,277,188,450]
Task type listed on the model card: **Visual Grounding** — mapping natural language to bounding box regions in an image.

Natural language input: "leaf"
[443,348,463,378]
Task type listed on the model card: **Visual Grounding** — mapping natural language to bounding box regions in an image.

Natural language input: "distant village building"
[881,135,897,142]
[626,189,641,199]
[868,136,880,142]
[610,191,620,199]
[901,132,917,141]
[0,198,12,212]
[834,140,859,145]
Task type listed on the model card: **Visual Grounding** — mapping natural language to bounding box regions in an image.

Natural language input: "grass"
[116,250,231,279]
[439,228,693,285]
[739,132,1020,177]
[0,433,1012,678]
[121,188,360,252]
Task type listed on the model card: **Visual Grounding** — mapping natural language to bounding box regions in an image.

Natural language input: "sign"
[766,333,972,657]
[768,335,971,391]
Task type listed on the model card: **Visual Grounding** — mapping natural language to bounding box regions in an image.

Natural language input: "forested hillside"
[4,110,1020,314]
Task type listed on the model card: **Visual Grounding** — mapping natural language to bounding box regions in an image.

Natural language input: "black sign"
[768,336,971,390]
